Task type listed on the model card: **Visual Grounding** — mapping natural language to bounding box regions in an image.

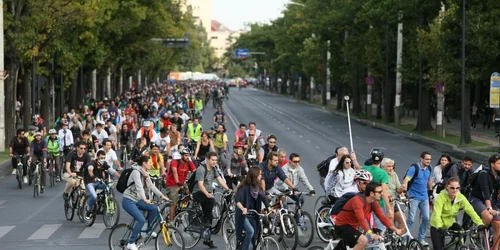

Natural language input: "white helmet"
[49,129,57,134]
[355,170,373,182]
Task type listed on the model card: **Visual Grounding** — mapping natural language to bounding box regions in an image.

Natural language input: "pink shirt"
[235,130,245,143]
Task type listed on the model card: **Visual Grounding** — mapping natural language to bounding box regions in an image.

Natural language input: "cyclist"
[28,132,47,193]
[211,124,228,167]
[136,120,156,145]
[122,155,168,250]
[261,135,278,162]
[226,142,248,189]
[192,151,231,249]
[165,148,196,222]
[151,127,171,160]
[80,130,97,158]
[195,94,203,120]
[58,119,74,156]
[187,118,203,150]
[84,150,120,219]
[259,151,295,195]
[46,129,61,181]
[430,177,484,250]
[243,129,264,164]
[325,155,356,201]
[9,129,30,182]
[275,153,315,204]
[96,139,122,170]
[63,141,91,200]
[213,106,226,127]
[469,154,500,250]
[149,143,165,189]
[130,137,149,163]
[91,121,108,149]
[334,182,404,250]
[24,125,38,143]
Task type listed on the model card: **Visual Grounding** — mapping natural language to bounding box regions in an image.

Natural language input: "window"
[211,36,218,40]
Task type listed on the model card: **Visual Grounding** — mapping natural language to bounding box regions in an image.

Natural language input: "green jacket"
[430,190,483,229]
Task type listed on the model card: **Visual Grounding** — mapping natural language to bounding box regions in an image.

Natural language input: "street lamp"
[460,0,466,145]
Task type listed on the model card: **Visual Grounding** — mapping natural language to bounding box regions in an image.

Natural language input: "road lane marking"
[292,131,296,134]
[306,140,311,143]
[78,223,106,239]
[315,146,320,149]
[222,102,239,131]
[28,224,62,240]
[299,135,303,138]
[367,141,372,144]
[356,136,360,139]
[0,226,15,239]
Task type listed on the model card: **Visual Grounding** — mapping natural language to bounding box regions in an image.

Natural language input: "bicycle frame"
[127,201,172,247]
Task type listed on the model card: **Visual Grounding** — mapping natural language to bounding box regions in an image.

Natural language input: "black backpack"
[317,155,335,178]
[404,163,431,190]
[186,164,209,193]
[116,168,140,193]
[330,192,374,215]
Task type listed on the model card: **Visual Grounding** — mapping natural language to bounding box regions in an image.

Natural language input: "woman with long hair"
[235,167,270,250]
[325,155,356,200]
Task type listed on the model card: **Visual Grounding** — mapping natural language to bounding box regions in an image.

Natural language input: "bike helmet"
[142,120,151,127]
[49,129,57,134]
[179,148,191,155]
[34,132,42,137]
[370,148,384,162]
[233,142,244,148]
[29,125,38,131]
[150,143,159,149]
[355,169,373,182]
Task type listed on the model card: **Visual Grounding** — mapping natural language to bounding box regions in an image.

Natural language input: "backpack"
[116,168,141,193]
[330,192,374,215]
[404,163,431,190]
[317,155,335,178]
[441,162,458,181]
[186,164,209,193]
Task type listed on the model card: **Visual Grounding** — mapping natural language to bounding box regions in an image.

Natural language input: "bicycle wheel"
[296,211,314,247]
[27,165,32,186]
[279,213,299,250]
[313,195,329,214]
[49,161,55,187]
[173,210,201,249]
[407,239,424,250]
[64,193,75,221]
[108,223,133,250]
[82,197,97,227]
[33,171,39,197]
[222,212,235,244]
[17,167,23,189]
[315,206,331,243]
[257,236,280,250]
[155,224,185,250]
[308,247,325,250]
[103,197,120,229]
[226,232,238,250]
[210,202,222,234]
[77,192,86,223]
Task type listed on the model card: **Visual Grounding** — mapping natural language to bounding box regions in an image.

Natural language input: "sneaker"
[203,240,217,249]
[85,211,92,219]
[23,176,28,184]
[420,240,429,246]
[56,176,61,182]
[126,243,139,250]
[11,169,16,175]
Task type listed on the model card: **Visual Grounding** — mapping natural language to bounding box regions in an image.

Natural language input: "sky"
[212,0,290,31]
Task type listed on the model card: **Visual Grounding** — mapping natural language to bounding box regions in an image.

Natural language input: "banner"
[490,72,500,108]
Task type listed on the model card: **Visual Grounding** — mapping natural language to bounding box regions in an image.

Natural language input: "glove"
[292,188,299,192]
[477,225,487,232]
[309,190,316,195]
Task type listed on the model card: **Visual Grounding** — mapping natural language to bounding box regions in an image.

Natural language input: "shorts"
[469,197,500,221]
[166,186,181,205]
[334,225,362,248]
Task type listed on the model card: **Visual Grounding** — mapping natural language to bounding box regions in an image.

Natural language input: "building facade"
[180,0,212,38]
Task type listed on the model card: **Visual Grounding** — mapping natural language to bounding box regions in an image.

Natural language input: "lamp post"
[460,0,466,145]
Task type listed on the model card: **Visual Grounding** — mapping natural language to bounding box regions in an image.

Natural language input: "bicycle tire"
[17,167,23,189]
[257,236,280,250]
[297,211,314,247]
[280,213,299,250]
[407,239,424,250]
[33,171,39,197]
[82,197,97,227]
[28,165,32,186]
[103,197,120,229]
[108,223,133,250]
[174,209,202,249]
[77,192,85,223]
[308,247,325,250]
[226,232,238,250]
[210,202,222,234]
[64,194,75,221]
[155,224,186,250]
[49,160,55,187]
[222,212,235,244]
[315,205,332,243]
[313,195,329,214]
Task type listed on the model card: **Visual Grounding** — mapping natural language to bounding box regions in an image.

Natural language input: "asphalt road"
[0,86,448,250]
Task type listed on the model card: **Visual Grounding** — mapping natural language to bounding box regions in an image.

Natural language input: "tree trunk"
[415,89,434,131]
[5,61,20,147]
[70,72,78,110]
[40,78,50,125]
[22,66,31,131]
[464,85,472,143]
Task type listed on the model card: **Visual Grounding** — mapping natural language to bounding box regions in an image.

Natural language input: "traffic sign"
[365,76,374,85]
[235,49,249,57]
[490,72,500,108]
[434,81,446,93]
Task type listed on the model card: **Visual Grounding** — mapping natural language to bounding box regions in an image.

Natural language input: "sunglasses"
[345,161,352,164]
[361,181,369,185]
[249,134,255,136]
[449,186,460,190]
[374,190,383,194]
[292,160,300,163]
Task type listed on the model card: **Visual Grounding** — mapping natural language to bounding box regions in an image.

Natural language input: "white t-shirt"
[324,157,339,191]
[333,168,356,197]
[91,129,109,145]
[179,113,190,123]
[151,133,171,153]
[107,124,117,142]
[96,148,118,168]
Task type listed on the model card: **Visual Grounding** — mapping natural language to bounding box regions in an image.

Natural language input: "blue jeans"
[406,199,430,241]
[86,182,106,211]
[242,217,256,250]
[122,198,158,244]
[373,206,387,233]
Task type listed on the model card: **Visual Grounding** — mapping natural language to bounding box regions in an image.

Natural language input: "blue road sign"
[235,49,249,57]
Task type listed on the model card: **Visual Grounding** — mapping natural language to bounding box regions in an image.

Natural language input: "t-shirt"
[96,148,118,169]
[405,163,432,200]
[91,130,108,145]
[193,165,220,194]
[84,161,113,184]
[213,112,226,124]
[213,132,228,149]
[10,136,29,155]
[66,150,91,175]
[362,165,389,208]
[235,130,245,143]
[151,134,171,153]
[260,163,288,191]
[166,159,196,187]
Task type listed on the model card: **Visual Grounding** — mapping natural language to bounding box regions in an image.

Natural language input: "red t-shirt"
[161,117,172,129]
[166,159,196,187]
[334,195,391,232]
[279,158,289,167]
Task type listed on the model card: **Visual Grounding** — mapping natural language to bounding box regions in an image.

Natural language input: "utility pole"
[394,12,403,126]
[326,40,331,103]
[0,0,5,151]
[460,0,466,145]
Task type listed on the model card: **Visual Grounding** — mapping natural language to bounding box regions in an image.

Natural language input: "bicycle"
[315,196,337,243]
[210,190,234,235]
[149,176,165,203]
[436,227,480,250]
[47,153,59,187]
[286,191,314,247]
[13,154,27,189]
[81,178,120,229]
[267,193,299,250]
[225,209,280,250]
[120,144,130,170]
[31,160,44,197]
[64,176,86,222]
[108,200,185,250]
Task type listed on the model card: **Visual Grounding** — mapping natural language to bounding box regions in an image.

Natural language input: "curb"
[259,89,492,165]
[0,159,12,178]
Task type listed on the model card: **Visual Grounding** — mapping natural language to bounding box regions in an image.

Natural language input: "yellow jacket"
[430,190,483,229]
